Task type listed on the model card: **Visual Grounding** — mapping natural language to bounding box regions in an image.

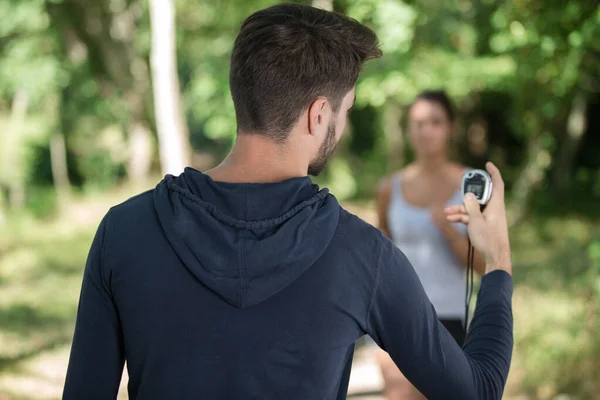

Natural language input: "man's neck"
[204,134,308,183]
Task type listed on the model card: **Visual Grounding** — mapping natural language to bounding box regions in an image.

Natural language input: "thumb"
[463,193,484,221]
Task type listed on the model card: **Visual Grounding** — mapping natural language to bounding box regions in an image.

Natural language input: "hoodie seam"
[166,175,330,229]
[238,228,245,308]
[240,189,248,308]
[365,238,384,334]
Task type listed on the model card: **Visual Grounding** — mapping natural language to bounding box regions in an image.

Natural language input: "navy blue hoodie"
[63,168,513,400]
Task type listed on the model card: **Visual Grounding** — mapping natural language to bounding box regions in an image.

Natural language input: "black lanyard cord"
[465,236,475,339]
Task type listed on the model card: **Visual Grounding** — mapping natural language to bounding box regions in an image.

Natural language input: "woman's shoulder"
[450,162,470,181]
[400,163,419,177]
[377,168,408,195]
[376,176,393,199]
[452,162,470,173]
[377,164,422,195]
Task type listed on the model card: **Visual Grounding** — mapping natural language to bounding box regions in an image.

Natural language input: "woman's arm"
[375,178,392,238]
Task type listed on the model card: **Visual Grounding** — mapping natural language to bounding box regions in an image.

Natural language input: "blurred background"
[0,0,599,399]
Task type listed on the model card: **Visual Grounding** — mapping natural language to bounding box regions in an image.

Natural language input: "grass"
[0,184,598,399]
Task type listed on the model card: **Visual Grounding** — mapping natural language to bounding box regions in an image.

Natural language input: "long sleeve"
[63,213,124,399]
[366,237,513,400]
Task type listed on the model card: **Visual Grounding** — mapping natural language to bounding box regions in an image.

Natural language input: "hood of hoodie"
[154,168,340,309]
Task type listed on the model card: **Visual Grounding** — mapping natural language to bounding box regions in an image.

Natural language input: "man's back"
[64,168,384,399]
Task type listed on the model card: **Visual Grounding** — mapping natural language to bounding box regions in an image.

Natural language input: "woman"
[374,90,485,400]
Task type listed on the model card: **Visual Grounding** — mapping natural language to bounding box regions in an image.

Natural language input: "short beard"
[308,121,337,176]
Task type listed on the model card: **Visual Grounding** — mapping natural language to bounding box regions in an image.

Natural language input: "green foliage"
[511,222,600,398]
[0,0,66,102]
[23,185,58,219]
[180,0,281,141]
[349,105,381,157]
[1,0,598,208]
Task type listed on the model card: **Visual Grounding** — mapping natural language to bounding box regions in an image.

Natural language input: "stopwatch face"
[462,170,492,205]
[466,180,485,200]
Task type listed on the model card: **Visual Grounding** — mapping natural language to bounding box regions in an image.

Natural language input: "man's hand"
[444,162,512,275]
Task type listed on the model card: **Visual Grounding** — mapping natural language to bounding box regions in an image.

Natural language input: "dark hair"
[413,90,455,122]
[229,3,382,143]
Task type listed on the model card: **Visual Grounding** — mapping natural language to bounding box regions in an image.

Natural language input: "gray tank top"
[387,176,467,320]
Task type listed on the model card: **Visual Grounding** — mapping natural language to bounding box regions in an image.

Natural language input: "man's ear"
[307,97,328,136]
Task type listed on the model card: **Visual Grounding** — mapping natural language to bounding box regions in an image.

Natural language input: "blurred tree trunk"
[50,132,71,205]
[507,135,550,227]
[48,90,72,208]
[149,0,190,176]
[553,92,588,197]
[312,0,333,11]
[4,90,29,209]
[383,102,405,172]
[125,81,154,181]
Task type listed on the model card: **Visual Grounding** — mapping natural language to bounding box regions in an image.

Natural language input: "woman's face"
[408,99,452,158]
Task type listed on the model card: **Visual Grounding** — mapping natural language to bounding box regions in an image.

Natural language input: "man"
[63,4,513,400]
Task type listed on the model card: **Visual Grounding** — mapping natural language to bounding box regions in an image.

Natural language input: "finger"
[486,162,504,192]
[444,205,466,215]
[463,193,484,221]
[486,162,505,205]
[446,214,469,224]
